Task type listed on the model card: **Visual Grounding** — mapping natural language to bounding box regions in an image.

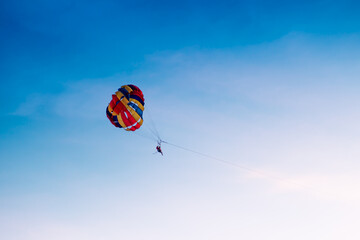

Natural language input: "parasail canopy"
[106,84,145,131]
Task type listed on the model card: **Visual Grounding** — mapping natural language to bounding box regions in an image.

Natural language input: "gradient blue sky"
[1,1,360,239]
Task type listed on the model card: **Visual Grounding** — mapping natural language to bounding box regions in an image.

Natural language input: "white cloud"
[243,169,360,202]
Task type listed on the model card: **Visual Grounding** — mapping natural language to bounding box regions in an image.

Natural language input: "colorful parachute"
[106,84,145,131]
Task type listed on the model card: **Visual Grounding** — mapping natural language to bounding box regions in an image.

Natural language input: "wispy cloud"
[243,169,360,202]
[10,94,51,117]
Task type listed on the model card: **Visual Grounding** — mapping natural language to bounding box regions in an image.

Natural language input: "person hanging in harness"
[156,141,163,155]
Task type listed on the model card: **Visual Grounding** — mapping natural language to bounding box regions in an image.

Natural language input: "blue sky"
[1,1,360,239]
